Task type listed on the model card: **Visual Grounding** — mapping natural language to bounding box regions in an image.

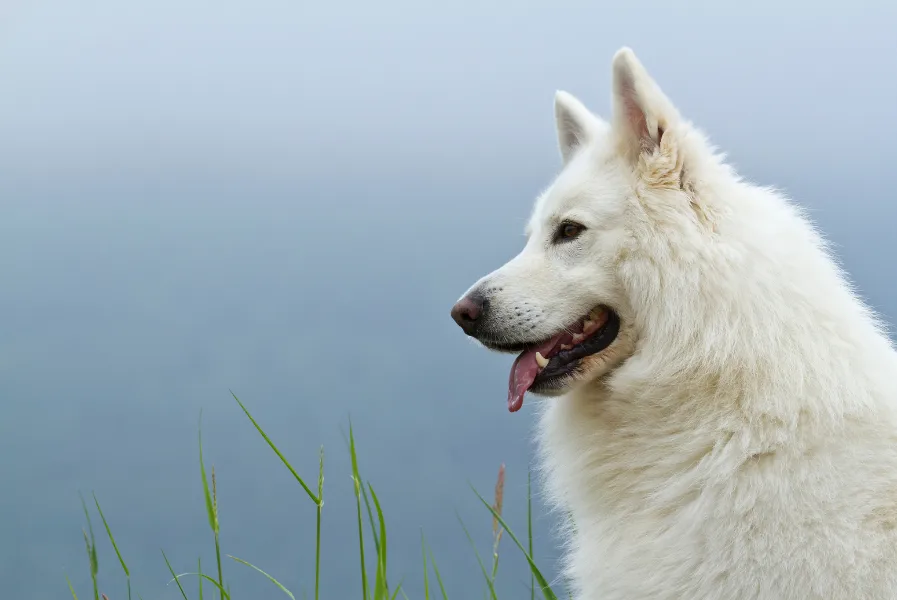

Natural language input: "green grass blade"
[198,414,218,535]
[198,557,204,600]
[318,445,325,500]
[228,554,296,600]
[368,484,388,600]
[316,446,324,600]
[169,573,232,600]
[421,531,430,600]
[81,531,99,600]
[79,492,99,600]
[348,422,369,600]
[389,578,404,600]
[66,575,80,600]
[354,476,369,600]
[361,480,381,555]
[490,542,500,584]
[528,469,534,600]
[214,531,223,600]
[345,423,393,596]
[315,503,323,600]
[344,424,382,558]
[79,494,97,566]
[80,533,99,600]
[198,415,224,600]
[427,547,450,600]
[348,421,361,493]
[470,484,558,600]
[456,513,498,600]
[93,493,130,578]
[161,550,190,600]
[342,426,384,595]
[232,392,319,504]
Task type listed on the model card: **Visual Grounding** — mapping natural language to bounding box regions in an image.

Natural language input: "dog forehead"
[528,164,600,231]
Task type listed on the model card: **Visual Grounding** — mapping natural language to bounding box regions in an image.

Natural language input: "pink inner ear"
[617,73,653,149]
[560,114,583,149]
[625,96,650,143]
[623,94,653,147]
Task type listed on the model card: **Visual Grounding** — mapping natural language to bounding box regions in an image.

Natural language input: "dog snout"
[451,291,489,336]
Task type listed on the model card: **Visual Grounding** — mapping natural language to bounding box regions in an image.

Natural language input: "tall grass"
[67,394,564,599]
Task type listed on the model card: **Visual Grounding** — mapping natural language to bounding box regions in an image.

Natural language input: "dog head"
[451,48,707,411]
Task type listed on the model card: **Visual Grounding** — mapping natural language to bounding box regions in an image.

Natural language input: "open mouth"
[505,306,620,413]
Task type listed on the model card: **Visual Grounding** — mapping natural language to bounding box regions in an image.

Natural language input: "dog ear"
[611,48,680,162]
[554,90,602,164]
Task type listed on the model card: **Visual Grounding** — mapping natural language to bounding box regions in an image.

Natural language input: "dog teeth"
[572,333,586,344]
[582,319,595,331]
[535,352,549,368]
[560,344,572,351]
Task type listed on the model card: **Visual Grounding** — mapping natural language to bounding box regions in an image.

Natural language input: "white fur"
[462,48,897,598]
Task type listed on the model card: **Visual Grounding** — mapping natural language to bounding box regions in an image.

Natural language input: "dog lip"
[532,310,620,386]
[480,306,617,355]
[479,339,538,354]
[529,363,579,393]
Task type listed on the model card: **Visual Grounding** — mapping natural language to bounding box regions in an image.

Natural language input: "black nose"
[451,292,488,336]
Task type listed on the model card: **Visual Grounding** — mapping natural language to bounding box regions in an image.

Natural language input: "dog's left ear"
[611,48,681,162]
[554,90,604,164]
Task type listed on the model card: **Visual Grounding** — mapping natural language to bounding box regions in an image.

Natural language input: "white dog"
[450,48,897,599]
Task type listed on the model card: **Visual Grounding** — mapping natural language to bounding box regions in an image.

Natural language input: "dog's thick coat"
[455,49,897,599]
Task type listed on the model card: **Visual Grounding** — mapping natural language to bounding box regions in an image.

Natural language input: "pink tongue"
[508,333,567,412]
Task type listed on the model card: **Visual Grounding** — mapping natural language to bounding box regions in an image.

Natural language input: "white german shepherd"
[450,48,897,599]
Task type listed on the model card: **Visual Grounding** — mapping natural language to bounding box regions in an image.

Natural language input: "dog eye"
[554,221,586,243]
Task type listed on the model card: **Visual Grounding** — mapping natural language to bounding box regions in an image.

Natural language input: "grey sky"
[2,2,897,599]
[3,1,896,178]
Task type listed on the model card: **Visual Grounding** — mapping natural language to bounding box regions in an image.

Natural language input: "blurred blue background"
[1,1,896,598]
